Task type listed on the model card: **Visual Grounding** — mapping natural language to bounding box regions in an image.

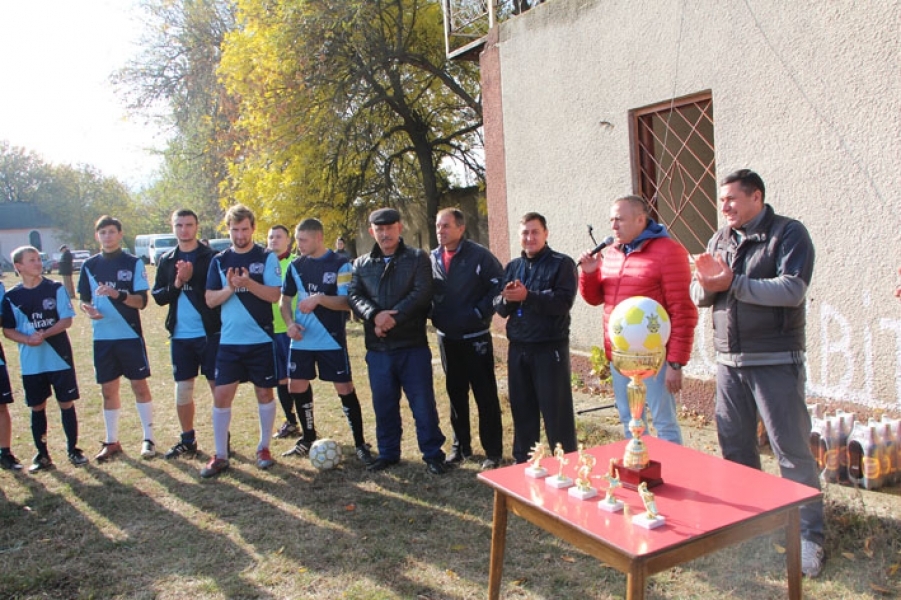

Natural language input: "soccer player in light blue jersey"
[279,218,373,465]
[0,280,22,471]
[78,216,156,462]
[3,246,86,472]
[152,209,221,459]
[201,205,282,478]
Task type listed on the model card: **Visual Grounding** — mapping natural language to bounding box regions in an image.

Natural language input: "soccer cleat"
[164,440,198,459]
[801,540,824,578]
[0,452,23,471]
[272,421,299,439]
[28,453,54,473]
[355,443,375,466]
[95,441,122,462]
[256,448,275,470]
[141,440,156,459]
[200,456,230,478]
[68,448,89,466]
[480,457,501,471]
[282,439,311,458]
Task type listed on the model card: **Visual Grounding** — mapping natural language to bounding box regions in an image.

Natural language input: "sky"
[0,0,164,189]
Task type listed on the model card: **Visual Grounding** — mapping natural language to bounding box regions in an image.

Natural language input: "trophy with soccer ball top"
[608,296,670,489]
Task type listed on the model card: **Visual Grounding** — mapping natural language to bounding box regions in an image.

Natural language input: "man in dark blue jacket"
[494,212,578,464]
[431,208,504,470]
[348,208,447,474]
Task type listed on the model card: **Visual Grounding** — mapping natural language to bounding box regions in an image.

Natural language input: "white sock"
[103,409,120,444]
[136,401,154,443]
[213,407,232,460]
[258,401,277,452]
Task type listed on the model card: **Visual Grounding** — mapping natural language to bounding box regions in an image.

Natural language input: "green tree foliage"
[219,0,483,247]
[115,0,239,233]
[0,141,136,250]
[0,141,50,204]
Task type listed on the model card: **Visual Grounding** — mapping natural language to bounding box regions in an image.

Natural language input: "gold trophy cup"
[607,296,671,489]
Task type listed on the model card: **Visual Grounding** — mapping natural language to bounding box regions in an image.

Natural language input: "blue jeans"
[612,363,683,444]
[366,347,446,463]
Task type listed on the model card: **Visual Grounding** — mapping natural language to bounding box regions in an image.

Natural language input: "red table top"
[478,437,822,558]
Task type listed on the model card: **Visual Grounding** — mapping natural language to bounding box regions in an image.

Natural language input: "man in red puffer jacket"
[578,195,697,443]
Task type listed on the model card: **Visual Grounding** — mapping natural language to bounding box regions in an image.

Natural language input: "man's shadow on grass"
[49,462,270,600]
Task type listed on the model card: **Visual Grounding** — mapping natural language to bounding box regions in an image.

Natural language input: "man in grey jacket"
[691,169,825,578]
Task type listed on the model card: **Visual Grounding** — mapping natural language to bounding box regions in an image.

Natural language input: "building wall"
[483,0,901,409]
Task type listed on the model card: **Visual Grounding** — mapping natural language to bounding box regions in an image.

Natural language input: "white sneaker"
[141,440,156,459]
[801,539,824,578]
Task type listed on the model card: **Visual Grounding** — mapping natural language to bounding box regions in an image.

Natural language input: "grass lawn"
[1,270,900,599]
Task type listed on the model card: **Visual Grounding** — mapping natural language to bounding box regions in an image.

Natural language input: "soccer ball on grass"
[309,439,343,471]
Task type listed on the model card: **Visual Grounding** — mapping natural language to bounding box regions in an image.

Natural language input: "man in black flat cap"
[347,208,447,474]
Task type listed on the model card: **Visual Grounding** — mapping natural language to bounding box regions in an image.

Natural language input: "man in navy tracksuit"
[431,208,504,470]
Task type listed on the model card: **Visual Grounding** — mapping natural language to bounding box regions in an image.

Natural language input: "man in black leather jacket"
[494,212,578,464]
[152,209,220,460]
[348,208,447,474]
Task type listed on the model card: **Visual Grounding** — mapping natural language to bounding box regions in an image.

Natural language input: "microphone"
[589,235,615,257]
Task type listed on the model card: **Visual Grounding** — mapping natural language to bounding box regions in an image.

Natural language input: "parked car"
[72,250,91,271]
[39,252,53,273]
[208,238,232,253]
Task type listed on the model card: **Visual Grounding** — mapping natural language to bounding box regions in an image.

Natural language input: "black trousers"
[439,333,503,458]
[507,340,577,463]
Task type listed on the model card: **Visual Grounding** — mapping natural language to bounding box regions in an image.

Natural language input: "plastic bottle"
[821,418,839,484]
[880,418,897,485]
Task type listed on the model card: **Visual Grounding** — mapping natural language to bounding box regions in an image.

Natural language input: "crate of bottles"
[809,405,899,490]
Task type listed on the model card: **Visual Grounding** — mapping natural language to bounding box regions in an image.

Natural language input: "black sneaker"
[367,457,399,472]
[282,439,312,458]
[425,459,448,475]
[0,452,23,471]
[355,444,375,466]
[445,448,471,465]
[480,456,502,471]
[68,448,89,466]
[28,453,54,474]
[164,440,198,459]
[273,421,299,439]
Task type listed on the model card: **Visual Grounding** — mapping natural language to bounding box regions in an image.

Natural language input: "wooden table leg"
[786,508,802,600]
[626,568,646,600]
[488,491,509,600]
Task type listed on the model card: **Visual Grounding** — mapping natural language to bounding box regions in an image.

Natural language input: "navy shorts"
[288,348,352,383]
[274,332,290,381]
[22,369,80,407]
[171,335,219,382]
[94,338,152,384]
[215,342,278,388]
[0,360,12,405]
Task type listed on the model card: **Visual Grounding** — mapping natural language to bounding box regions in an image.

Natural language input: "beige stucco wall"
[491,0,901,409]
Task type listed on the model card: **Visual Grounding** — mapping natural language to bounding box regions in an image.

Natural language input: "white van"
[134,234,178,265]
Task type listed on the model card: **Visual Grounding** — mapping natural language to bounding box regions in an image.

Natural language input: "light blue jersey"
[207,245,282,345]
[282,252,352,351]
[78,251,149,341]
[1,279,76,375]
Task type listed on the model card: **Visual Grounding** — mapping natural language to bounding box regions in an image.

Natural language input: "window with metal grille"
[630,92,717,254]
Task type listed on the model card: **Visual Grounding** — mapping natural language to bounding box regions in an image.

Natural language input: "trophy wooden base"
[614,459,663,490]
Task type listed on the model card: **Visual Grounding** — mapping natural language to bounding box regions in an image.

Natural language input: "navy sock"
[60,406,78,453]
[31,409,48,456]
[277,384,297,424]
[339,391,366,447]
